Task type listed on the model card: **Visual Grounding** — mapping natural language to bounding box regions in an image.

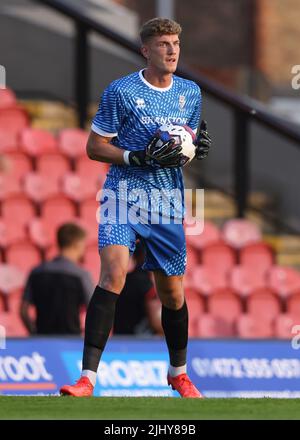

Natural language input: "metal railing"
[34,0,300,232]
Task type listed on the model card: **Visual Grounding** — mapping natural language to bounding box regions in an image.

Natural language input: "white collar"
[138,69,173,92]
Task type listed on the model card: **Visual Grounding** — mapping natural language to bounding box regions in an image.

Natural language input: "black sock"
[82,285,119,372]
[161,300,188,367]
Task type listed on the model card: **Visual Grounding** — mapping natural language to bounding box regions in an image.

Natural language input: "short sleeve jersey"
[92,69,201,219]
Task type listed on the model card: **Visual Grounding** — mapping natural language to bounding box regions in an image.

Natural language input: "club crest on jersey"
[179,95,186,110]
[135,98,145,109]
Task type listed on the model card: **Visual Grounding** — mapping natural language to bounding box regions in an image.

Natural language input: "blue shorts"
[98,218,187,276]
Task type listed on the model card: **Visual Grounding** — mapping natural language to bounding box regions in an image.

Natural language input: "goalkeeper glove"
[194,120,211,160]
[124,136,183,168]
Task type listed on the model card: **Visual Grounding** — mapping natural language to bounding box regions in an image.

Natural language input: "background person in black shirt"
[20,223,93,335]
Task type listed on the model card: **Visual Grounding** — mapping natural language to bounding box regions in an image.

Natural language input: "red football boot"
[167,373,204,398]
[60,376,94,397]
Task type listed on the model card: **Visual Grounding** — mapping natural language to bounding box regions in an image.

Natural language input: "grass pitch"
[0,397,300,420]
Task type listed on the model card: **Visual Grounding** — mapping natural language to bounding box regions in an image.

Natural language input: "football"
[155,123,197,166]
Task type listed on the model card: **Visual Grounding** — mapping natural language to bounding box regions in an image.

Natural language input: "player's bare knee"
[99,265,127,293]
[160,290,185,310]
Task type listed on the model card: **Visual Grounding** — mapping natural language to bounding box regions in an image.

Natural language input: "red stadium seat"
[36,153,70,182]
[185,220,220,250]
[76,155,108,181]
[237,314,274,338]
[23,172,60,203]
[20,128,58,157]
[58,128,89,159]
[28,218,55,249]
[222,218,262,249]
[41,196,77,228]
[239,242,274,271]
[0,88,17,109]
[0,174,22,200]
[208,288,242,325]
[83,243,99,285]
[0,220,27,248]
[0,312,28,337]
[79,198,99,224]
[246,288,281,323]
[287,291,300,316]
[274,314,299,339]
[0,108,29,134]
[196,314,235,338]
[186,295,205,337]
[201,242,236,272]
[0,130,18,153]
[229,265,267,297]
[7,152,32,180]
[45,245,59,261]
[2,196,36,227]
[185,246,200,274]
[268,266,300,298]
[6,242,41,274]
[62,172,101,202]
[192,265,229,295]
[0,264,25,295]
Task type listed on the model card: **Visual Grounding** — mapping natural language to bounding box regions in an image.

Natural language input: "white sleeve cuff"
[91,123,118,138]
[123,150,131,165]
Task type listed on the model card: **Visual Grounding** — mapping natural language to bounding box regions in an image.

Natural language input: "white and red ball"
[155,124,196,166]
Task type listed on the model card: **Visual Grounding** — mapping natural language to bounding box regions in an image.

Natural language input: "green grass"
[0,397,300,420]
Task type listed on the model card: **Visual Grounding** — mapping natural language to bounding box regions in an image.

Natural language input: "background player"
[60,17,211,398]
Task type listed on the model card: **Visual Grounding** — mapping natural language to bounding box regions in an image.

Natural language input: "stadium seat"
[20,128,58,157]
[0,174,22,200]
[1,196,36,227]
[6,152,32,180]
[62,172,100,202]
[58,128,89,159]
[79,198,100,224]
[0,108,29,134]
[222,218,262,249]
[0,220,27,248]
[237,314,274,338]
[41,196,77,228]
[274,314,298,339]
[186,295,205,337]
[287,291,300,316]
[0,264,25,295]
[6,242,41,274]
[239,242,274,271]
[36,153,70,182]
[268,266,300,298]
[185,220,220,250]
[0,130,18,153]
[28,218,55,249]
[23,172,60,203]
[192,265,229,295]
[76,155,109,181]
[201,242,236,272]
[0,312,28,337]
[246,288,281,322]
[207,288,242,323]
[196,314,235,338]
[186,246,200,274]
[0,88,17,109]
[229,265,267,297]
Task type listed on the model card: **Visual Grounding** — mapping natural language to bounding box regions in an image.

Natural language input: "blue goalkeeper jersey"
[91,69,201,219]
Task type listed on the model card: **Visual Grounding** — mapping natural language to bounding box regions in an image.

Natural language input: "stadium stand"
[1,86,300,338]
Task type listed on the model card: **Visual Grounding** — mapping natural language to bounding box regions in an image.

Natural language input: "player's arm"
[87,130,182,167]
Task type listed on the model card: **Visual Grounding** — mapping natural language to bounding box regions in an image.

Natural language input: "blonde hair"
[140,18,182,44]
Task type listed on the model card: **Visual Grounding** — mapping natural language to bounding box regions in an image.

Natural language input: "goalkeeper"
[60,17,211,398]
